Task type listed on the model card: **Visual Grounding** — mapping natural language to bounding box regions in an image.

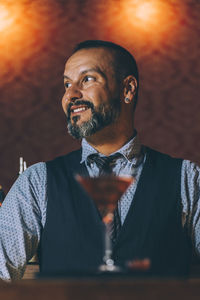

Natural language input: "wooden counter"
[1,277,200,300]
[19,263,200,300]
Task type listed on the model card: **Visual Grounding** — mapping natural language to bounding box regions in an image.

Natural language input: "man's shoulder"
[182,159,200,176]
[47,148,82,165]
[45,148,83,177]
[145,146,200,174]
[20,162,47,186]
[20,149,82,179]
[144,146,183,163]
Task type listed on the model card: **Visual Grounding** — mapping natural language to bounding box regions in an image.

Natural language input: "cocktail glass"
[76,175,134,272]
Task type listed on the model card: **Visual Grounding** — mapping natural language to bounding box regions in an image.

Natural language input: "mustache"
[67,100,94,116]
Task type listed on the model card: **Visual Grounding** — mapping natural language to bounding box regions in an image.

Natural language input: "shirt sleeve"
[181,160,200,258]
[0,162,47,281]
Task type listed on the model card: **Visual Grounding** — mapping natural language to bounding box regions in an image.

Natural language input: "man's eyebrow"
[63,68,107,80]
[81,68,106,79]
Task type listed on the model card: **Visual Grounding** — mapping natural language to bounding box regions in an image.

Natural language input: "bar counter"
[1,275,200,300]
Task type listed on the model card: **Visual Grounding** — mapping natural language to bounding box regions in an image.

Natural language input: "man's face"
[62,48,121,139]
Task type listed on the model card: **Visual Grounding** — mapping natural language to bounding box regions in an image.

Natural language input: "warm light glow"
[135,2,157,22]
[0,2,40,63]
[121,0,174,31]
[0,5,14,31]
[99,0,182,51]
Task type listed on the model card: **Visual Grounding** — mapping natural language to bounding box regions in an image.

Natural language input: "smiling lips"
[70,105,89,116]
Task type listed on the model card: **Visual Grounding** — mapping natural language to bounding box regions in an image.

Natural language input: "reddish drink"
[76,175,134,214]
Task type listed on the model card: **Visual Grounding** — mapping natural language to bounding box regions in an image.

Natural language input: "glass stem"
[104,222,114,266]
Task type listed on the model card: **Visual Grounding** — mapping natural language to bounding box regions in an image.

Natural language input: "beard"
[66,99,121,140]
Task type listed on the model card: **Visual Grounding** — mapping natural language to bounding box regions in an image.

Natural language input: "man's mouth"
[70,105,89,115]
[67,100,94,122]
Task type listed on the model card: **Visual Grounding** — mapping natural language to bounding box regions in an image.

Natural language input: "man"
[0,40,200,280]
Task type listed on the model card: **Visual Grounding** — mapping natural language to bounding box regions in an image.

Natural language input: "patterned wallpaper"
[0,0,200,192]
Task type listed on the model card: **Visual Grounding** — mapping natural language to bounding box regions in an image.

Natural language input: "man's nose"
[65,85,83,102]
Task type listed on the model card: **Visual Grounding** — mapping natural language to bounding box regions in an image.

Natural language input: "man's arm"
[181,160,200,258]
[0,162,47,280]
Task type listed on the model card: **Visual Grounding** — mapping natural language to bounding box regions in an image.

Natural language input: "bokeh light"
[122,0,176,31]
[99,0,184,48]
[0,4,14,31]
[135,2,157,22]
[0,1,48,73]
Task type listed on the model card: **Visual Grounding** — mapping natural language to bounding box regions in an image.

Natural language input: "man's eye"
[83,76,95,83]
[64,82,72,89]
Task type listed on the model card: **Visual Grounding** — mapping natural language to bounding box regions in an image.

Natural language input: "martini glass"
[76,175,134,272]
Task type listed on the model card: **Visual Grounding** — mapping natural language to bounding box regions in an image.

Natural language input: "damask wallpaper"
[0,0,200,192]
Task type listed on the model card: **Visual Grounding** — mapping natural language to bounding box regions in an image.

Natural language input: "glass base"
[99,264,121,272]
[99,258,121,272]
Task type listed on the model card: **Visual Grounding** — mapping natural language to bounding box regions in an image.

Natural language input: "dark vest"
[39,147,191,276]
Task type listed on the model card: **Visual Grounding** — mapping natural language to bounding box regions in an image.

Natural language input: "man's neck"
[85,125,135,156]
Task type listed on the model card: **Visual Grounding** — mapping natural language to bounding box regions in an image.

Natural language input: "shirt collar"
[81,131,143,163]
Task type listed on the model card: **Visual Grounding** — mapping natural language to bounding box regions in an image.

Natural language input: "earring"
[125,97,131,103]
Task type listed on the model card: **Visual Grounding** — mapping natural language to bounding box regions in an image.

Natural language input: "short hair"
[73,40,139,109]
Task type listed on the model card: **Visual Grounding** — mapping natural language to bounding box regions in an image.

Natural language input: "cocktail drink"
[76,175,134,272]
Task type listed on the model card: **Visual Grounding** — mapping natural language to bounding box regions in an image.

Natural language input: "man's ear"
[123,75,137,104]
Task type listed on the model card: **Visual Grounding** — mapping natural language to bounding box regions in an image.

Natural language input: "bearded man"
[0,40,200,280]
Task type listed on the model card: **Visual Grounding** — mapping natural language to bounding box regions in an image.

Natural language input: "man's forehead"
[64,48,115,75]
[66,48,114,66]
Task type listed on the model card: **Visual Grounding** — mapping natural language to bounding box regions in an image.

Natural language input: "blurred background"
[0,0,199,192]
